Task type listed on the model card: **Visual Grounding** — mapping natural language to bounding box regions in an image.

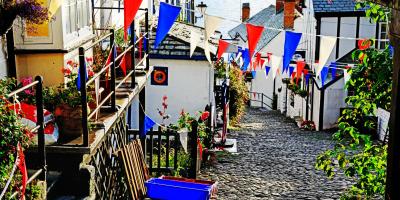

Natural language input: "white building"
[229,0,382,130]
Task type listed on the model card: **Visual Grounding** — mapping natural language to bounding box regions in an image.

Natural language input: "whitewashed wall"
[130,59,213,129]
[322,78,347,129]
[0,39,7,78]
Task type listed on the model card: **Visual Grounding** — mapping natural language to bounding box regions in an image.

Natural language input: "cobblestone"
[199,108,352,199]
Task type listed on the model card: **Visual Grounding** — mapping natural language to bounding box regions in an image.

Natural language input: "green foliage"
[316,46,393,199]
[288,82,308,98]
[151,146,191,177]
[355,1,390,23]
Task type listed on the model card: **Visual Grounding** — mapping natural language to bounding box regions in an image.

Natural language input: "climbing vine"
[315,41,392,199]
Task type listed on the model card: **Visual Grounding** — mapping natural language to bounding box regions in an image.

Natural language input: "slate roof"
[313,0,359,13]
[228,5,283,52]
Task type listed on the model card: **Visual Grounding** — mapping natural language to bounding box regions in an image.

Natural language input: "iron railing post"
[35,76,46,181]
[79,47,89,147]
[261,94,264,108]
[139,86,146,156]
[130,21,136,88]
[189,121,198,179]
[110,29,117,111]
[145,9,150,71]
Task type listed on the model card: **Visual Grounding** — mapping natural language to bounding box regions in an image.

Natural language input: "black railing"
[5,76,46,198]
[248,91,273,110]
[127,122,199,179]
[78,9,150,147]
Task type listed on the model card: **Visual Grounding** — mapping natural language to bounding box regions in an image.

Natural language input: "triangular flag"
[217,40,230,60]
[260,59,266,69]
[252,71,256,78]
[330,62,337,79]
[124,0,143,40]
[289,66,295,77]
[241,48,251,71]
[120,54,127,76]
[17,144,27,199]
[344,69,351,85]
[246,24,265,61]
[154,3,181,49]
[304,70,310,85]
[190,29,201,57]
[142,115,156,137]
[48,0,64,18]
[283,31,302,73]
[204,15,223,63]
[178,128,189,153]
[317,36,337,75]
[291,72,296,82]
[256,53,262,68]
[296,61,305,84]
[320,67,329,87]
[270,55,282,79]
[265,66,271,78]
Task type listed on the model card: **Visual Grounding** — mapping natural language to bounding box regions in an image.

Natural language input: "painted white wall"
[322,77,347,129]
[137,60,213,128]
[339,17,357,58]
[0,39,7,78]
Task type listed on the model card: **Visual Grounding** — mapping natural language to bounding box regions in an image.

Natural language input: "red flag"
[260,59,266,69]
[303,69,309,76]
[267,52,272,62]
[139,36,143,60]
[296,61,305,84]
[217,40,230,60]
[124,0,143,40]
[256,53,261,68]
[246,23,264,62]
[17,144,27,199]
[120,55,127,76]
[253,92,256,98]
[291,72,296,81]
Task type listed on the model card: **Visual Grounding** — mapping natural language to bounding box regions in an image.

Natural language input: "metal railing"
[248,91,273,110]
[78,9,150,147]
[4,76,46,198]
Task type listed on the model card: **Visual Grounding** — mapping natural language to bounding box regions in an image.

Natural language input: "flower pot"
[56,104,84,139]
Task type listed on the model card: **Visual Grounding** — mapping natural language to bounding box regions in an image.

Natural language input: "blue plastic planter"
[145,178,214,200]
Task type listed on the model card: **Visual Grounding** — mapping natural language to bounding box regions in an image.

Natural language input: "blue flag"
[265,66,271,76]
[289,66,295,77]
[330,62,337,80]
[241,48,251,71]
[142,115,156,137]
[305,73,311,85]
[283,31,302,73]
[320,67,329,87]
[252,71,256,78]
[76,61,88,90]
[154,3,181,49]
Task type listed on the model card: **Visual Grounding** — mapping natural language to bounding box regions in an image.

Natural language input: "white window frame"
[378,22,389,49]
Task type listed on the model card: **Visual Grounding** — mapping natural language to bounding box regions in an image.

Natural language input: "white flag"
[343,64,353,85]
[190,29,201,58]
[317,36,337,76]
[270,55,282,79]
[204,15,223,64]
[178,128,189,153]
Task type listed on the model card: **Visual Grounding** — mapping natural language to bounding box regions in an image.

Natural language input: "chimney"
[242,3,250,22]
[284,0,296,29]
[276,0,284,13]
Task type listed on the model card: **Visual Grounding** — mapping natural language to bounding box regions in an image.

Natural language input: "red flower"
[358,39,371,50]
[86,57,93,62]
[62,67,71,76]
[88,69,95,77]
[66,60,73,66]
[162,102,168,109]
[200,111,210,121]
[54,107,63,116]
[162,95,168,101]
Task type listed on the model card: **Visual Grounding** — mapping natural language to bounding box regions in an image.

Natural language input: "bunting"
[142,115,156,138]
[265,66,271,78]
[270,55,282,79]
[320,67,329,86]
[190,29,201,57]
[124,0,143,40]
[154,3,181,49]
[204,15,223,63]
[289,66,295,77]
[304,69,310,85]
[283,31,302,73]
[260,59,266,69]
[317,36,337,76]
[246,24,264,61]
[17,144,27,199]
[255,53,262,69]
[120,55,127,76]
[217,40,230,60]
[241,48,251,71]
[296,61,305,84]
[330,62,337,79]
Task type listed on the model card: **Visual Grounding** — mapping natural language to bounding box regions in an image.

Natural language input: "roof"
[148,18,217,60]
[313,0,359,13]
[228,5,283,52]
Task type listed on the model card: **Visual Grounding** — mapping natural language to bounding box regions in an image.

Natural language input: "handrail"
[84,32,113,51]
[248,91,273,109]
[7,80,39,97]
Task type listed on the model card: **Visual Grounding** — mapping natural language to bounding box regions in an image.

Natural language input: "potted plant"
[0,0,48,35]
[300,120,316,131]
[54,60,94,139]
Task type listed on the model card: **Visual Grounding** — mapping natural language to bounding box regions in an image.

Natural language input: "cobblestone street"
[199,108,352,200]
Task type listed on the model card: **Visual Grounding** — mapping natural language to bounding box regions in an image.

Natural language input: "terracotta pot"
[56,104,84,138]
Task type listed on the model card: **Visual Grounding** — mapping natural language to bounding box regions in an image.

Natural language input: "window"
[379,22,389,49]
[66,0,90,34]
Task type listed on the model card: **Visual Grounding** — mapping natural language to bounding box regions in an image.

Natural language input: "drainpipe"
[318,87,325,131]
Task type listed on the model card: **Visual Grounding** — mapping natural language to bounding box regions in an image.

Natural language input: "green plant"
[229,65,249,126]
[315,45,392,199]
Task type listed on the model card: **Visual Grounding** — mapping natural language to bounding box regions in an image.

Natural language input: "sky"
[194,0,274,36]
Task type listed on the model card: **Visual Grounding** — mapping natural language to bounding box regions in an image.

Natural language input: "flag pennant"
[320,67,329,87]
[105,45,117,88]
[317,36,337,75]
[241,48,251,71]
[291,72,296,82]
[142,115,156,137]
[270,55,282,79]
[267,52,272,62]
[289,66,295,77]
[124,0,143,40]
[120,54,127,76]
[255,53,262,69]
[330,62,337,79]
[246,23,264,61]
[344,69,351,85]
[204,15,223,63]
[283,31,302,73]
[190,29,201,57]
[217,40,230,60]
[154,2,181,49]
[17,144,27,199]
[260,59,266,69]
[265,66,271,78]
[296,61,305,84]
[252,71,257,78]
[305,71,311,85]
